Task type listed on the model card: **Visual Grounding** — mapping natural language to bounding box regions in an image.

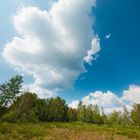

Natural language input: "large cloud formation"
[3,0,100,96]
[69,85,140,113]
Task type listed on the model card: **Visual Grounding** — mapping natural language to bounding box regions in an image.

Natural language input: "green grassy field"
[0,122,140,140]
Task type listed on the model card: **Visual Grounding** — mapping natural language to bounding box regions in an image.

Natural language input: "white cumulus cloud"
[3,0,100,96]
[122,85,140,104]
[69,85,140,113]
[82,91,122,108]
[68,100,80,109]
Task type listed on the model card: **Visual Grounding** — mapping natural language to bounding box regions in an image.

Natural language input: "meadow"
[0,122,140,140]
[1,76,140,140]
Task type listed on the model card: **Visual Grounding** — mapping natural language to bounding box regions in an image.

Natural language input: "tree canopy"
[0,75,140,127]
[0,75,23,107]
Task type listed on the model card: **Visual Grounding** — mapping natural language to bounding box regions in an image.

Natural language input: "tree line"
[0,75,140,127]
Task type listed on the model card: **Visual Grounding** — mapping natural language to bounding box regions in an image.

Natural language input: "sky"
[0,0,140,113]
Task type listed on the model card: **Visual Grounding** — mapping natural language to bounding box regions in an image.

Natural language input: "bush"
[1,111,17,122]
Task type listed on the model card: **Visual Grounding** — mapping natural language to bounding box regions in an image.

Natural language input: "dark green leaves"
[0,75,23,107]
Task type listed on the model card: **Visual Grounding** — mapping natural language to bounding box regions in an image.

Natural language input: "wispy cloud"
[105,33,111,39]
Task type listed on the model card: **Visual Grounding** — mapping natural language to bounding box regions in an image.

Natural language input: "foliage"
[0,75,140,128]
[0,75,23,107]
[1,92,38,122]
[77,103,103,124]
[45,97,68,122]
[66,108,77,121]
[131,104,140,126]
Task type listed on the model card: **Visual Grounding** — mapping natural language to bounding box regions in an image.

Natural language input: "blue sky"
[61,0,140,101]
[0,0,140,111]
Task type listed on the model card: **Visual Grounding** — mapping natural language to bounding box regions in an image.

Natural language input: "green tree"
[131,104,140,127]
[77,101,86,122]
[77,103,103,124]
[46,97,68,122]
[66,108,77,121]
[2,92,38,122]
[121,106,130,126]
[0,75,23,107]
[108,110,122,126]
[91,105,103,124]
[36,98,50,121]
[101,107,108,124]
[84,105,93,123]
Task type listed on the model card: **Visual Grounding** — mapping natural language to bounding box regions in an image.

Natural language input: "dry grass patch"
[47,128,136,140]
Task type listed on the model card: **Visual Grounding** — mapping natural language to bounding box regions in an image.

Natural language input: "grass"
[0,122,140,140]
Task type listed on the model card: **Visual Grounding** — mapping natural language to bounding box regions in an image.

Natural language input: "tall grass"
[0,122,140,140]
